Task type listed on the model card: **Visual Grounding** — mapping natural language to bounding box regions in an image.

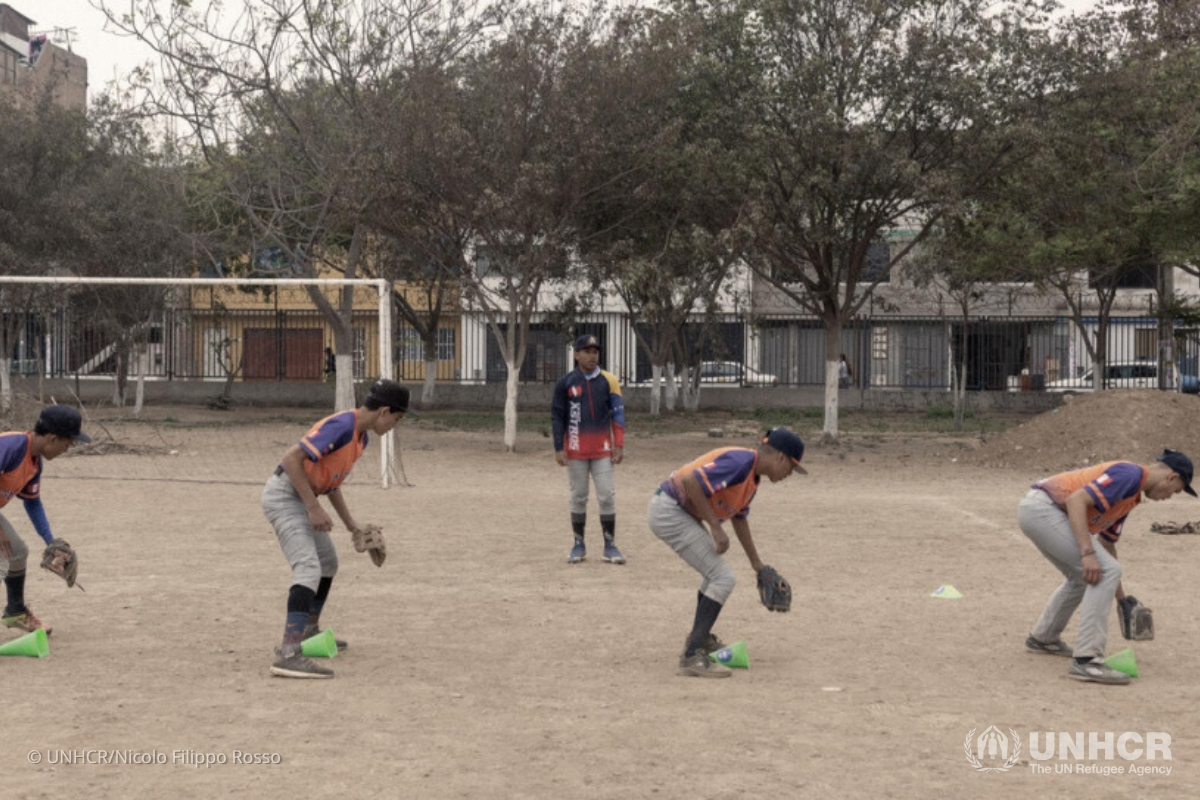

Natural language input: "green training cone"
[300,628,339,659]
[1104,647,1139,678]
[708,639,749,669]
[0,628,49,658]
[931,584,963,599]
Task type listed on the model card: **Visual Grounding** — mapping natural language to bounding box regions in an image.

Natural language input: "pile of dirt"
[963,389,1200,474]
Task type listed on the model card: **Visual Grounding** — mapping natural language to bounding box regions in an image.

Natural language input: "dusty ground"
[4,397,1200,799]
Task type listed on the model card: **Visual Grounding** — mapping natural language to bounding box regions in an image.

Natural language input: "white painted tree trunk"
[648,363,663,416]
[0,358,11,414]
[335,354,355,410]
[504,359,520,451]
[823,356,840,442]
[134,368,145,418]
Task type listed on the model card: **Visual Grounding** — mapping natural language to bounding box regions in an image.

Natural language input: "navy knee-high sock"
[4,571,26,615]
[282,584,317,655]
[685,593,724,656]
[307,576,333,629]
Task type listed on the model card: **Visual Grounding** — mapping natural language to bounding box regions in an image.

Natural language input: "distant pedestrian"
[838,354,853,389]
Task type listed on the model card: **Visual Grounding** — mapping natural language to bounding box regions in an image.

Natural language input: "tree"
[728,0,1048,442]
[101,0,500,410]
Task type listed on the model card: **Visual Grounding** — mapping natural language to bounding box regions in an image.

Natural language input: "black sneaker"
[270,652,334,679]
[677,650,731,678]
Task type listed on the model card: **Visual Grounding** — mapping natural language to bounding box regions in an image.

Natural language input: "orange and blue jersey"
[660,447,760,522]
[0,432,42,508]
[1033,461,1146,542]
[294,410,368,495]
[552,367,625,460]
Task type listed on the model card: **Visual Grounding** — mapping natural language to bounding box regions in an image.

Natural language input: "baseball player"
[0,405,91,637]
[262,379,414,679]
[649,428,805,678]
[551,334,626,564]
[1018,449,1195,685]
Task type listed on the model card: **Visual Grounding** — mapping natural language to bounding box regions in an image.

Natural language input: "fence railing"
[5,303,1198,392]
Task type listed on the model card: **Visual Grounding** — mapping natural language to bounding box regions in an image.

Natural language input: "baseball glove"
[1118,595,1154,640]
[757,565,791,613]
[41,539,79,589]
[351,524,386,567]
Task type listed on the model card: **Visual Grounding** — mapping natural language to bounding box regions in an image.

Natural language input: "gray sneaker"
[1068,658,1131,685]
[1026,636,1073,657]
[270,652,335,679]
[701,633,727,653]
[678,650,732,678]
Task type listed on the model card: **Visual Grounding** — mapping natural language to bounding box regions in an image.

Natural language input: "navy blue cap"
[763,428,806,474]
[573,334,601,351]
[366,379,417,415]
[37,405,91,443]
[1157,449,1196,496]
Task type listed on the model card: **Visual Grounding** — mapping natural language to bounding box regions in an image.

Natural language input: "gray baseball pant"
[568,457,616,516]
[1018,488,1122,660]
[647,491,736,604]
[0,513,29,578]
[261,473,339,591]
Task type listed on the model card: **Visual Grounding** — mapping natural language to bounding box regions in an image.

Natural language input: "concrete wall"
[13,376,1062,415]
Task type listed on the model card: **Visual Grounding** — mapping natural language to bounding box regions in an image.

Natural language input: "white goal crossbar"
[0,276,398,487]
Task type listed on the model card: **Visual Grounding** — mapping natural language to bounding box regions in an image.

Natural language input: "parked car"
[1045,361,1160,393]
[697,361,779,387]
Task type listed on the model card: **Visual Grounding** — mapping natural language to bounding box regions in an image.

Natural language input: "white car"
[697,361,779,387]
[1045,362,1159,393]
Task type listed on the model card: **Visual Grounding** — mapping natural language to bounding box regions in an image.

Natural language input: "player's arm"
[1064,488,1101,584]
[605,373,625,464]
[551,380,569,465]
[680,471,729,554]
[280,444,333,532]
[325,487,358,532]
[730,516,764,573]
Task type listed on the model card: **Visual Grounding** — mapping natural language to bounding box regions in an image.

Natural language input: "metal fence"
[5,299,1199,392]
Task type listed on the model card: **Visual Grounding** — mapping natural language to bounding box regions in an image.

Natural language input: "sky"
[24,0,1105,106]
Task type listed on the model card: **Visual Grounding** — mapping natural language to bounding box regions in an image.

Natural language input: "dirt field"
[5,398,1200,799]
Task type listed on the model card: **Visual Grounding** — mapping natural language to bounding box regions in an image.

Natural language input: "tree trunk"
[503,358,520,452]
[0,357,11,415]
[331,355,353,409]
[823,325,842,443]
[664,362,678,412]
[648,363,663,416]
[423,359,437,405]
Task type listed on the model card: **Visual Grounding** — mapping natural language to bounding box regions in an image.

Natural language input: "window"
[436,327,455,362]
[862,242,891,283]
[398,327,455,362]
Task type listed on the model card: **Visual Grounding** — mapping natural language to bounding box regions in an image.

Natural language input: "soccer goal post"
[0,275,400,489]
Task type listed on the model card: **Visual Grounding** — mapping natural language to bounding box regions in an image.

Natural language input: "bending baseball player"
[1,405,91,637]
[1018,449,1195,685]
[648,428,804,678]
[262,379,414,679]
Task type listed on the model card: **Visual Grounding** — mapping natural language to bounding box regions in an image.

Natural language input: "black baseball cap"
[366,379,417,415]
[574,334,601,352]
[762,427,807,474]
[37,405,91,443]
[1157,449,1196,496]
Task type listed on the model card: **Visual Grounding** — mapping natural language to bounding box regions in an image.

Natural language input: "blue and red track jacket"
[551,368,625,460]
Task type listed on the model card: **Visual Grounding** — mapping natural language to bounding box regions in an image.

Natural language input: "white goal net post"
[0,275,402,488]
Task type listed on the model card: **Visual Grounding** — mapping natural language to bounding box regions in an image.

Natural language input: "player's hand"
[611,446,624,465]
[555,451,568,467]
[710,522,730,555]
[307,504,334,533]
[1081,553,1101,585]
